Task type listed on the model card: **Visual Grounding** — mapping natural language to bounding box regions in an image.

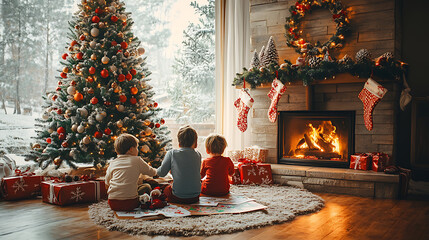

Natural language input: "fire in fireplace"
[278,111,355,168]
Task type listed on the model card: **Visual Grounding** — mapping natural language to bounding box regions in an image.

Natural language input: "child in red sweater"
[200,134,234,196]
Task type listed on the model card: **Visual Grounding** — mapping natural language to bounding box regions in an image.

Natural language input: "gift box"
[1,175,43,200]
[227,150,244,163]
[350,154,371,170]
[369,152,391,172]
[230,167,242,185]
[41,180,107,206]
[244,146,269,163]
[238,160,273,185]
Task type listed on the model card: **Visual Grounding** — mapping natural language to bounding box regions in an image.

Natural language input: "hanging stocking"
[267,78,287,122]
[234,88,254,132]
[358,78,388,131]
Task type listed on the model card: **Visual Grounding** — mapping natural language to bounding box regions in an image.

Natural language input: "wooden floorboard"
[0,193,428,240]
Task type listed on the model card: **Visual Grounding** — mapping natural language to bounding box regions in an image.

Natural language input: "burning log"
[316,133,335,152]
[294,149,341,159]
[303,133,317,150]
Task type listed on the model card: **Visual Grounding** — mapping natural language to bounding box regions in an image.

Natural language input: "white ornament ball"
[67,86,76,95]
[42,112,49,120]
[140,145,150,153]
[91,28,100,37]
[101,56,109,64]
[137,47,145,56]
[116,120,123,128]
[69,149,77,157]
[71,124,78,132]
[119,14,127,22]
[108,6,116,12]
[90,41,97,48]
[145,128,152,136]
[77,125,85,133]
[78,108,88,117]
[82,136,91,144]
[95,113,104,121]
[116,105,125,112]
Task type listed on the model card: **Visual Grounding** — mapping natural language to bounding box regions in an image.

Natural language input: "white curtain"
[215,0,251,151]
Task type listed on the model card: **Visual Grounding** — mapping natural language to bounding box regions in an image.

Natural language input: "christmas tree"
[258,45,265,67]
[262,36,279,66]
[27,0,171,169]
[250,49,260,69]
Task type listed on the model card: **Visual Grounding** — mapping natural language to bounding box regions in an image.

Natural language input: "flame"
[294,121,341,157]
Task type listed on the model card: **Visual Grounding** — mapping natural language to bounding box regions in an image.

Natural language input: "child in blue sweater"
[157,125,201,204]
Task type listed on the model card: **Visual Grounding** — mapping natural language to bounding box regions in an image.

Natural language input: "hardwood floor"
[0,193,428,240]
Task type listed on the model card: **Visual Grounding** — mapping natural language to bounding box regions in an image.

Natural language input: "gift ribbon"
[354,155,361,170]
[14,169,35,177]
[94,181,100,201]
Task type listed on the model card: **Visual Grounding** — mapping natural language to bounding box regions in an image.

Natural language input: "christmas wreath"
[285,0,351,55]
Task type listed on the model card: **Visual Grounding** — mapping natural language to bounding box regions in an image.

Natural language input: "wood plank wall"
[250,0,400,65]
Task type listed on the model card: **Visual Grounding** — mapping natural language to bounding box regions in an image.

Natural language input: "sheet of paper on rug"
[179,201,267,216]
[115,204,191,219]
[191,195,255,206]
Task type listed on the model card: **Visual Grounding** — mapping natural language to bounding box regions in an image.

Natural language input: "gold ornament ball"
[91,54,97,60]
[54,157,62,165]
[259,67,265,72]
[71,124,78,132]
[91,28,100,37]
[101,56,109,64]
[99,150,104,155]
[116,120,123,128]
[32,143,41,149]
[82,136,91,144]
[137,47,145,56]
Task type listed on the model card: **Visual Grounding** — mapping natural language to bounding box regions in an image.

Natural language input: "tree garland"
[233,56,407,88]
[285,0,351,55]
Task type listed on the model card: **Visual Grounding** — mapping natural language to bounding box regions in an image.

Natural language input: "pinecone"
[355,49,372,63]
[308,56,322,68]
[381,52,394,60]
[250,50,260,69]
[262,36,279,66]
[339,54,354,65]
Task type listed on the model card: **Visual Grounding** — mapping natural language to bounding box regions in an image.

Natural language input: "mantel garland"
[233,56,407,88]
[285,0,351,55]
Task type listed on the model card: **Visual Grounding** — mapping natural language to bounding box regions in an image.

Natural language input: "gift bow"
[238,158,258,167]
[14,169,35,177]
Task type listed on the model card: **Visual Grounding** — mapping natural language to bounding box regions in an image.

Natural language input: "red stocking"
[234,89,254,132]
[358,78,387,131]
[267,78,287,122]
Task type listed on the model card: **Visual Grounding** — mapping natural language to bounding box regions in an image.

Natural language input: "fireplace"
[278,111,355,168]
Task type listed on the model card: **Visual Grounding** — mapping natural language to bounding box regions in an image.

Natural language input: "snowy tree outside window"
[0,0,215,160]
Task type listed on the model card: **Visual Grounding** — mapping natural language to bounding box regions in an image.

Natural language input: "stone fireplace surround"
[245,75,401,198]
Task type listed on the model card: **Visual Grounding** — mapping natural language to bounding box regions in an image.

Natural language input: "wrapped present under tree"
[238,159,273,185]
[1,170,43,200]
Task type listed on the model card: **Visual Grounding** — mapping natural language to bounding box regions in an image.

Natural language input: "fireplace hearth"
[278,111,355,168]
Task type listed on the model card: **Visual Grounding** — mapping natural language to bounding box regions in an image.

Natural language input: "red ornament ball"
[118,74,125,82]
[46,138,52,144]
[149,122,154,128]
[52,95,58,101]
[160,119,165,125]
[130,69,137,75]
[57,109,63,115]
[126,73,132,81]
[104,128,112,135]
[60,72,67,79]
[155,123,160,128]
[70,80,76,86]
[120,42,128,49]
[74,92,83,102]
[94,131,103,139]
[58,133,65,141]
[92,16,100,23]
[91,97,99,105]
[95,8,102,14]
[57,127,66,134]
[76,52,83,60]
[111,15,118,22]
[111,41,117,46]
[130,87,138,95]
[58,81,62,85]
[122,22,127,26]
[101,69,109,78]
[153,102,158,108]
[89,67,96,75]
[71,40,78,47]
[79,34,85,41]
[130,97,137,105]
[119,95,127,103]
[56,87,61,91]
[61,141,68,148]
[86,76,94,83]
[62,53,68,60]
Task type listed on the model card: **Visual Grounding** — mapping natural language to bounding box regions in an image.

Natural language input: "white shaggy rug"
[88,185,324,236]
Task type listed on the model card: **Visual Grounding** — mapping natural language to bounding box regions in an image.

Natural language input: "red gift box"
[238,160,273,185]
[41,180,107,206]
[350,154,371,170]
[230,167,242,185]
[370,152,390,172]
[1,175,43,200]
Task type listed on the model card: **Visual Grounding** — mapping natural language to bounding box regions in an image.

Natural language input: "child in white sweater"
[105,133,157,211]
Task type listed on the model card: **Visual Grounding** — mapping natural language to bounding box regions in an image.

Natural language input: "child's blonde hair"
[205,134,227,155]
[177,125,198,148]
[114,133,139,155]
